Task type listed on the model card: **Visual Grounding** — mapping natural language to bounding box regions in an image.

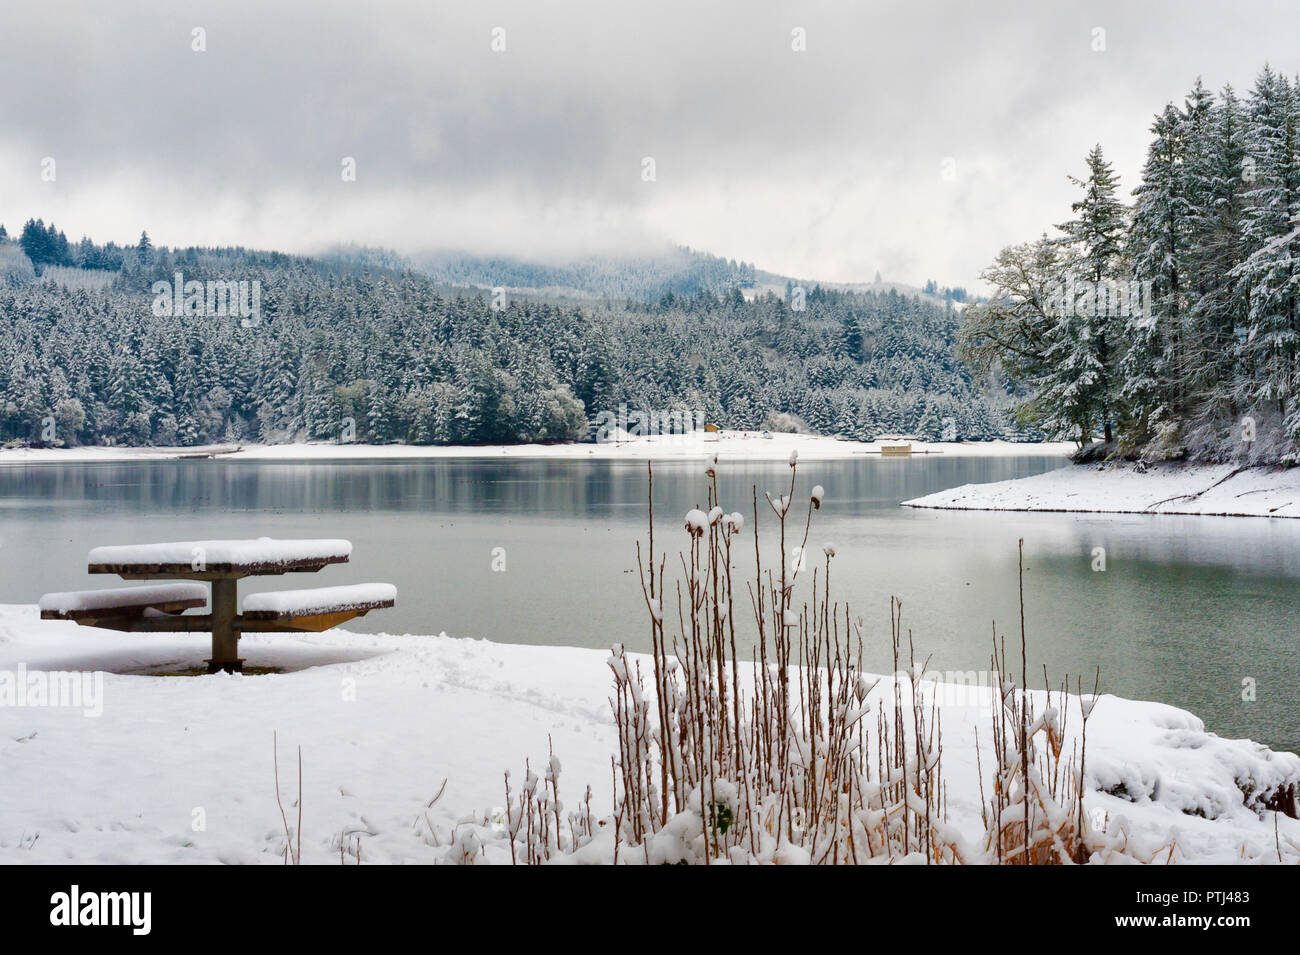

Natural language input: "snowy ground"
[1,604,1296,864]
[0,432,1074,466]
[905,461,1300,519]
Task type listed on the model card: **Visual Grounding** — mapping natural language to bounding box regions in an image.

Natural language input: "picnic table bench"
[38,538,396,672]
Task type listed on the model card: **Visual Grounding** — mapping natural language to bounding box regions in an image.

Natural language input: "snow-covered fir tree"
[964,64,1300,462]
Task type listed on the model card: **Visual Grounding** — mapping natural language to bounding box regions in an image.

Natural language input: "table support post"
[206,577,243,674]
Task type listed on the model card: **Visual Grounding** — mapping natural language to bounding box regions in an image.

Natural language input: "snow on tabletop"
[242,583,396,616]
[87,538,353,567]
[37,583,208,613]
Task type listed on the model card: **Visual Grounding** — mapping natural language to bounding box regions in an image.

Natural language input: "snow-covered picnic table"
[39,538,396,672]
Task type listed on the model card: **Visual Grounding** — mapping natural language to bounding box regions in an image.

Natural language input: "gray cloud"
[0,0,1296,286]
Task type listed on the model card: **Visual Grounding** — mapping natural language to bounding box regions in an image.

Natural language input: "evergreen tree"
[1056,145,1127,442]
[1183,82,1250,415]
[1124,105,1191,444]
[136,231,154,270]
[1233,67,1300,439]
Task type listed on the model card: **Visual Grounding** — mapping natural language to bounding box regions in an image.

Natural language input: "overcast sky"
[1,0,1296,288]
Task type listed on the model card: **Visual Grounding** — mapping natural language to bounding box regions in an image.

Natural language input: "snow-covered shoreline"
[0,432,1074,466]
[0,604,1295,864]
[905,461,1300,519]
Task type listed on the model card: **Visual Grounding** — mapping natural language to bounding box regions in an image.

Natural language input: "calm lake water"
[1,455,1296,752]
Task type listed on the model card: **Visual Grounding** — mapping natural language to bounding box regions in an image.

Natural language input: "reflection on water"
[1,454,1296,752]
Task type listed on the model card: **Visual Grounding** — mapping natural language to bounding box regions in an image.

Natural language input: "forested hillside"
[961,64,1300,463]
[0,237,1022,447]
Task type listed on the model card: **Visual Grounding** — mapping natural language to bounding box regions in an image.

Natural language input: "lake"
[1,454,1296,753]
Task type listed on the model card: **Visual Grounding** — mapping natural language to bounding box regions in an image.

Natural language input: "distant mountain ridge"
[318,242,969,306]
[410,245,761,301]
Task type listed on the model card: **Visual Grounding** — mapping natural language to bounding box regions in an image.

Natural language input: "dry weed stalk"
[272,731,302,865]
[509,459,1096,864]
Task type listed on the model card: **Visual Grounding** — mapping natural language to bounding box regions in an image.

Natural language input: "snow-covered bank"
[0,446,211,465]
[0,432,1074,466]
[904,461,1300,519]
[0,604,1295,864]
